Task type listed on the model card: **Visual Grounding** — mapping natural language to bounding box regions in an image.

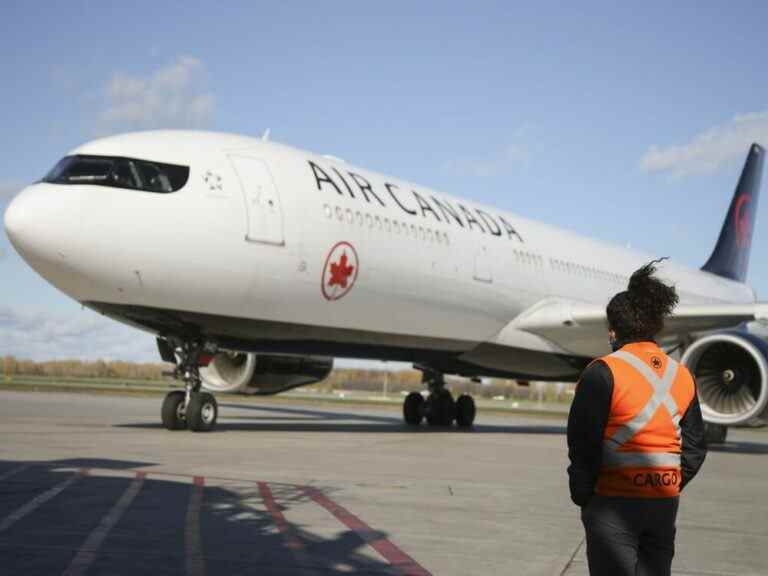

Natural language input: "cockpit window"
[43,155,189,193]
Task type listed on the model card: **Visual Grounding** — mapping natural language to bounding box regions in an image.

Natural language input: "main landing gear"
[704,423,728,444]
[158,338,219,432]
[403,369,476,428]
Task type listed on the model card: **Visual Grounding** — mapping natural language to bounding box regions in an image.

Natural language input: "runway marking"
[258,482,314,575]
[304,486,432,576]
[185,476,206,576]
[0,465,29,482]
[61,471,146,576]
[0,469,88,533]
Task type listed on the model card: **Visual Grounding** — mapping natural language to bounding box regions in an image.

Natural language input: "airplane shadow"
[707,440,768,455]
[220,402,403,423]
[117,419,565,435]
[222,402,567,434]
[121,422,567,435]
[113,399,567,434]
[0,457,413,575]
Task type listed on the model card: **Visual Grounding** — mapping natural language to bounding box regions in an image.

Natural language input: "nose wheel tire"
[187,392,219,432]
[456,394,476,428]
[161,391,187,430]
[403,392,424,426]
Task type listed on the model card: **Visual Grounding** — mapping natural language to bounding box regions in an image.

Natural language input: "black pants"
[581,495,679,576]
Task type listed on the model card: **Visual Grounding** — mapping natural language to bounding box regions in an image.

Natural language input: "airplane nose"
[4,188,27,246]
[4,184,82,265]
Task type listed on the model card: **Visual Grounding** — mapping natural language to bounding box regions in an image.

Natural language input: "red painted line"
[258,482,316,575]
[304,486,432,576]
[185,476,206,576]
[62,471,146,576]
[258,482,304,551]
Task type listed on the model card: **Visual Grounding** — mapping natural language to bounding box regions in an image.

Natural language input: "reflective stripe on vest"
[602,351,682,470]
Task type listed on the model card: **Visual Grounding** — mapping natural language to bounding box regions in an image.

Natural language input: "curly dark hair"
[606,258,679,342]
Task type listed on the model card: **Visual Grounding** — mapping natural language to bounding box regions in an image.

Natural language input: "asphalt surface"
[0,390,766,575]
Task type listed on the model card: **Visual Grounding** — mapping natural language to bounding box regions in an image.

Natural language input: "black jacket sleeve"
[567,361,613,507]
[679,393,707,490]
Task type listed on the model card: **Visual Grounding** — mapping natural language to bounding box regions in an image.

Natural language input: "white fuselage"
[3,131,756,380]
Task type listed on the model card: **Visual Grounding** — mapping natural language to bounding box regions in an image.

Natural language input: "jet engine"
[681,332,768,426]
[201,352,333,395]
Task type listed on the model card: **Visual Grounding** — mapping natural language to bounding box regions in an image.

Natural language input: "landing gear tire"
[187,392,218,432]
[704,423,728,444]
[403,392,424,426]
[161,391,187,430]
[455,394,476,428]
[158,338,220,432]
[426,390,456,427]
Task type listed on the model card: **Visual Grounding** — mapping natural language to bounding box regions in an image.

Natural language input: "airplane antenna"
[261,128,271,142]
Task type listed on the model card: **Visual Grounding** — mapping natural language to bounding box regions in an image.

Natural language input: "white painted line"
[185,476,206,576]
[0,465,29,482]
[0,469,87,533]
[61,471,146,576]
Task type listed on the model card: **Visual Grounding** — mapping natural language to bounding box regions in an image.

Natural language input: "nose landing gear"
[158,338,219,432]
[402,369,476,428]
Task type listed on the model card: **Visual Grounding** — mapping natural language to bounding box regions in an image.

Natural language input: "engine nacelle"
[681,332,768,426]
[201,352,333,395]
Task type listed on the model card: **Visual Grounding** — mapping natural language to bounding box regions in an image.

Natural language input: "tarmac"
[0,389,766,575]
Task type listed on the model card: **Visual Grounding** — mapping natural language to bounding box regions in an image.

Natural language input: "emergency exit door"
[229,155,284,245]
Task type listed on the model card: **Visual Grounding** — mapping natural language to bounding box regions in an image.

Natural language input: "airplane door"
[228,155,284,245]
[473,245,493,283]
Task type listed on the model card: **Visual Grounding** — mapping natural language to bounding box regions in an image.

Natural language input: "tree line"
[1,356,571,402]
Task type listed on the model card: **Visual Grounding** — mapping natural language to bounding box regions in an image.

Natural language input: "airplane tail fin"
[702,143,764,283]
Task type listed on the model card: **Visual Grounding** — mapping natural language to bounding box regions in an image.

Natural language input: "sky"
[1,1,767,362]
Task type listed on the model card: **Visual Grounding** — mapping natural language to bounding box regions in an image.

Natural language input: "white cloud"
[641,111,768,176]
[444,127,532,178]
[99,56,215,132]
[0,307,157,361]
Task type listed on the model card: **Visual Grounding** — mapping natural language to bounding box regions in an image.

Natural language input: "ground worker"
[567,259,707,576]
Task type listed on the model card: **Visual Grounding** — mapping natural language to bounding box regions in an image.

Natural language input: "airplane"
[4,131,767,441]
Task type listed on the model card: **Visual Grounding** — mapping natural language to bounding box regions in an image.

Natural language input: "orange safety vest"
[594,342,696,498]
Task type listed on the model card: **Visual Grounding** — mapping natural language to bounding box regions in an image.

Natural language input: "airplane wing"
[510,297,768,357]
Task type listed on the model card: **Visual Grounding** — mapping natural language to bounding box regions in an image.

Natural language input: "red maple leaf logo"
[328,252,355,288]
